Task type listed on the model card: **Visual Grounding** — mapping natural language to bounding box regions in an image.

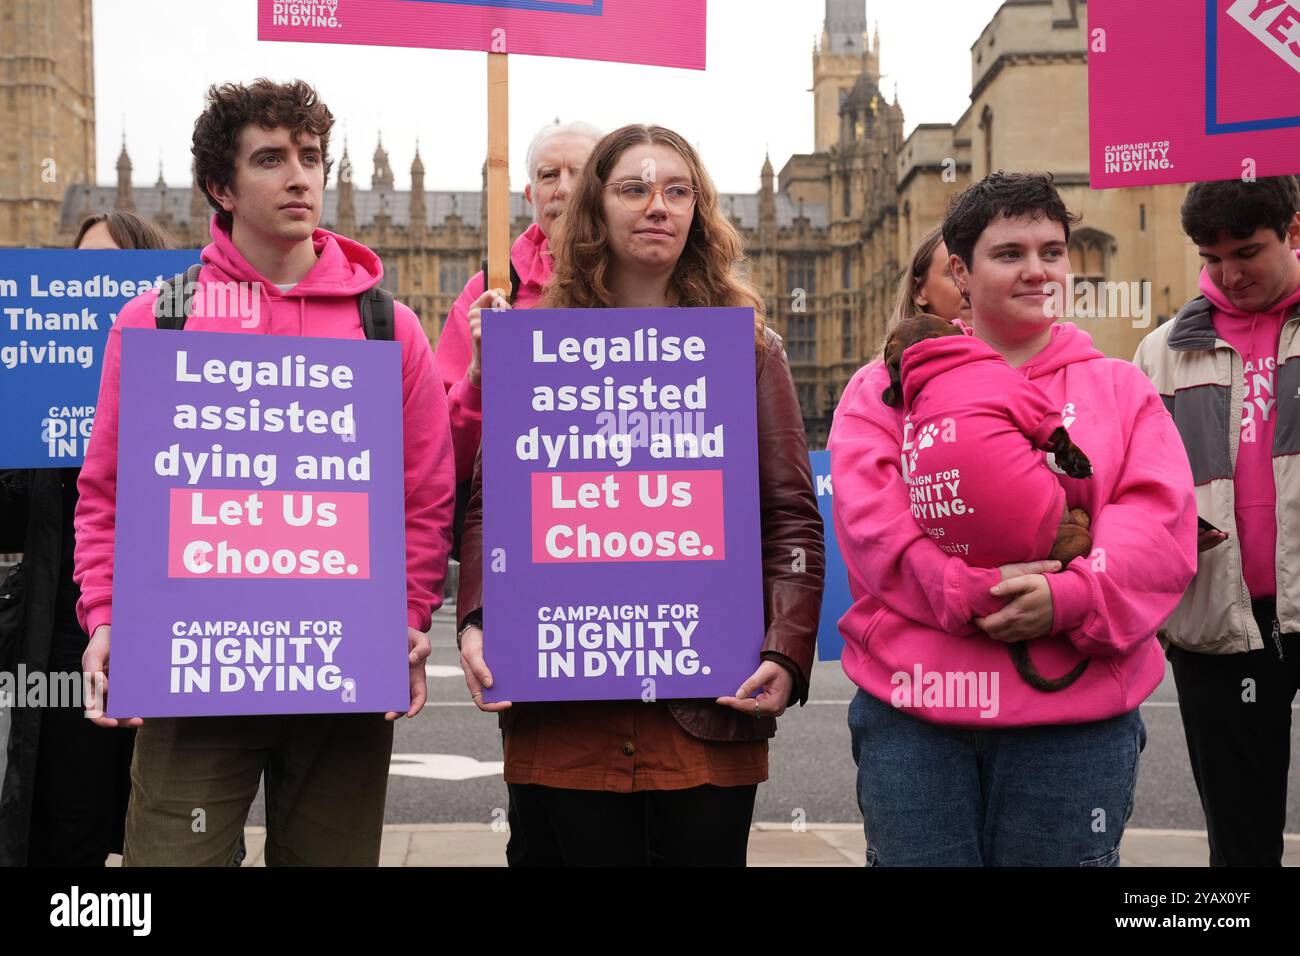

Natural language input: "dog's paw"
[1060,450,1093,479]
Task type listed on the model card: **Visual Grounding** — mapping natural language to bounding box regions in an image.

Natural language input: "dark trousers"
[1168,598,1299,867]
[26,624,134,867]
[508,782,757,867]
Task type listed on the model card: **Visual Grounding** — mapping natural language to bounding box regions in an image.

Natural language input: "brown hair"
[1181,174,1300,247]
[878,224,949,357]
[73,210,172,250]
[543,124,766,343]
[943,171,1079,268]
[890,225,948,328]
[192,78,334,230]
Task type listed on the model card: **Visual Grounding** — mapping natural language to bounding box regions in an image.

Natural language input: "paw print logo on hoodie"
[909,422,941,473]
[1045,402,1078,476]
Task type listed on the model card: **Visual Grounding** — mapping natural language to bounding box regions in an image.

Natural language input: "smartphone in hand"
[1196,515,1228,553]
[1190,515,1222,538]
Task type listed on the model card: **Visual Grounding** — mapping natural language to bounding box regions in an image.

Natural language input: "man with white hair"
[435,120,600,868]
[434,120,602,483]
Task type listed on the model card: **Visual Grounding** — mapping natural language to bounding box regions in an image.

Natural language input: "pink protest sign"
[257,0,707,69]
[1089,0,1300,189]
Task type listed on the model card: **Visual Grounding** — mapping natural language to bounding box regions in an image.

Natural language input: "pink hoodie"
[1201,252,1300,599]
[74,215,456,635]
[434,222,552,482]
[829,322,1197,727]
[899,334,1068,568]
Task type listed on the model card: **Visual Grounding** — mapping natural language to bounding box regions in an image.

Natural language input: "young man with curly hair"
[73,79,455,866]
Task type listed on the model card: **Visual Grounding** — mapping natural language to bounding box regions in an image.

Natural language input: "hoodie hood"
[511,222,553,293]
[931,320,1106,379]
[197,214,384,337]
[1016,321,1106,380]
[202,213,383,299]
[1198,248,1300,321]
[900,321,1105,410]
[900,334,1004,410]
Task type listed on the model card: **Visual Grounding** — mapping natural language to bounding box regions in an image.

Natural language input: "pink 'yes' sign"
[257,0,707,70]
[1088,0,1300,188]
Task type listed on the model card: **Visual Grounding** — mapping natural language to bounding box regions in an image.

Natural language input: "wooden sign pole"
[486,52,512,296]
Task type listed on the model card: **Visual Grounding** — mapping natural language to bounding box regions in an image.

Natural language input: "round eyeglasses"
[604,180,698,213]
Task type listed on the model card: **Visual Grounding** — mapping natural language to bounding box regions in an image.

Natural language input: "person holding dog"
[828,172,1197,866]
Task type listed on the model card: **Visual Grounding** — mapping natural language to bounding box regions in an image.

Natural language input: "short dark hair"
[942,172,1080,268]
[73,210,171,250]
[1180,175,1300,247]
[192,78,334,230]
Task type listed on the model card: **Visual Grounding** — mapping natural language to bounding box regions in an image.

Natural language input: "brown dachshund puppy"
[881,314,1094,693]
[881,313,964,408]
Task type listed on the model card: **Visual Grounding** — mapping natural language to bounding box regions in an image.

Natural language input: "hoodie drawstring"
[1247,311,1259,374]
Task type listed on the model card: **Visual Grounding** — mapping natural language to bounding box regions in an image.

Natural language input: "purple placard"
[481,307,763,702]
[109,329,408,717]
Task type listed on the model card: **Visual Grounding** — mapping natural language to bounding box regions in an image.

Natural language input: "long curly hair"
[543,124,766,344]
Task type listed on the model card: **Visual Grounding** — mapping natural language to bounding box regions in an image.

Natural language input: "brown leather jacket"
[458,328,824,743]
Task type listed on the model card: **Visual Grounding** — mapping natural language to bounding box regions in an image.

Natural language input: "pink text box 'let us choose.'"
[531,470,725,564]
[167,489,371,579]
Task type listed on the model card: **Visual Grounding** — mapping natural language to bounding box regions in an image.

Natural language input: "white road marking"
[425,665,464,678]
[389,754,505,780]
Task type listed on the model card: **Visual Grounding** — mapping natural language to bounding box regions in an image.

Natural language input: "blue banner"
[811,449,850,662]
[0,249,200,467]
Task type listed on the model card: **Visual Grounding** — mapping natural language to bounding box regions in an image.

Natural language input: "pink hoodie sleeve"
[398,304,457,631]
[73,297,150,636]
[1046,371,1197,656]
[1004,375,1065,450]
[434,271,487,484]
[829,396,1005,633]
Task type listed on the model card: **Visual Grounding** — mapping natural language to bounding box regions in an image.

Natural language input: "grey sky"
[95,0,1006,193]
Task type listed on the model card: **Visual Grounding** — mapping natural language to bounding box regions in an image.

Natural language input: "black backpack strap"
[359,285,395,341]
[153,262,203,330]
[479,257,522,306]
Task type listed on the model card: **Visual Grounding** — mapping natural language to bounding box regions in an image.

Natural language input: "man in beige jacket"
[1134,175,1300,866]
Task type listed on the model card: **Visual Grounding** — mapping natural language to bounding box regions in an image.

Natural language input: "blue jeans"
[847,689,1146,866]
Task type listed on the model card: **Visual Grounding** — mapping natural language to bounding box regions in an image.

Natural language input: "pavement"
[106,825,1296,867]
[98,589,1300,867]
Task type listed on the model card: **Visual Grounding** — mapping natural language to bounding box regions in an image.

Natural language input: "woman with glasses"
[455,124,824,866]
